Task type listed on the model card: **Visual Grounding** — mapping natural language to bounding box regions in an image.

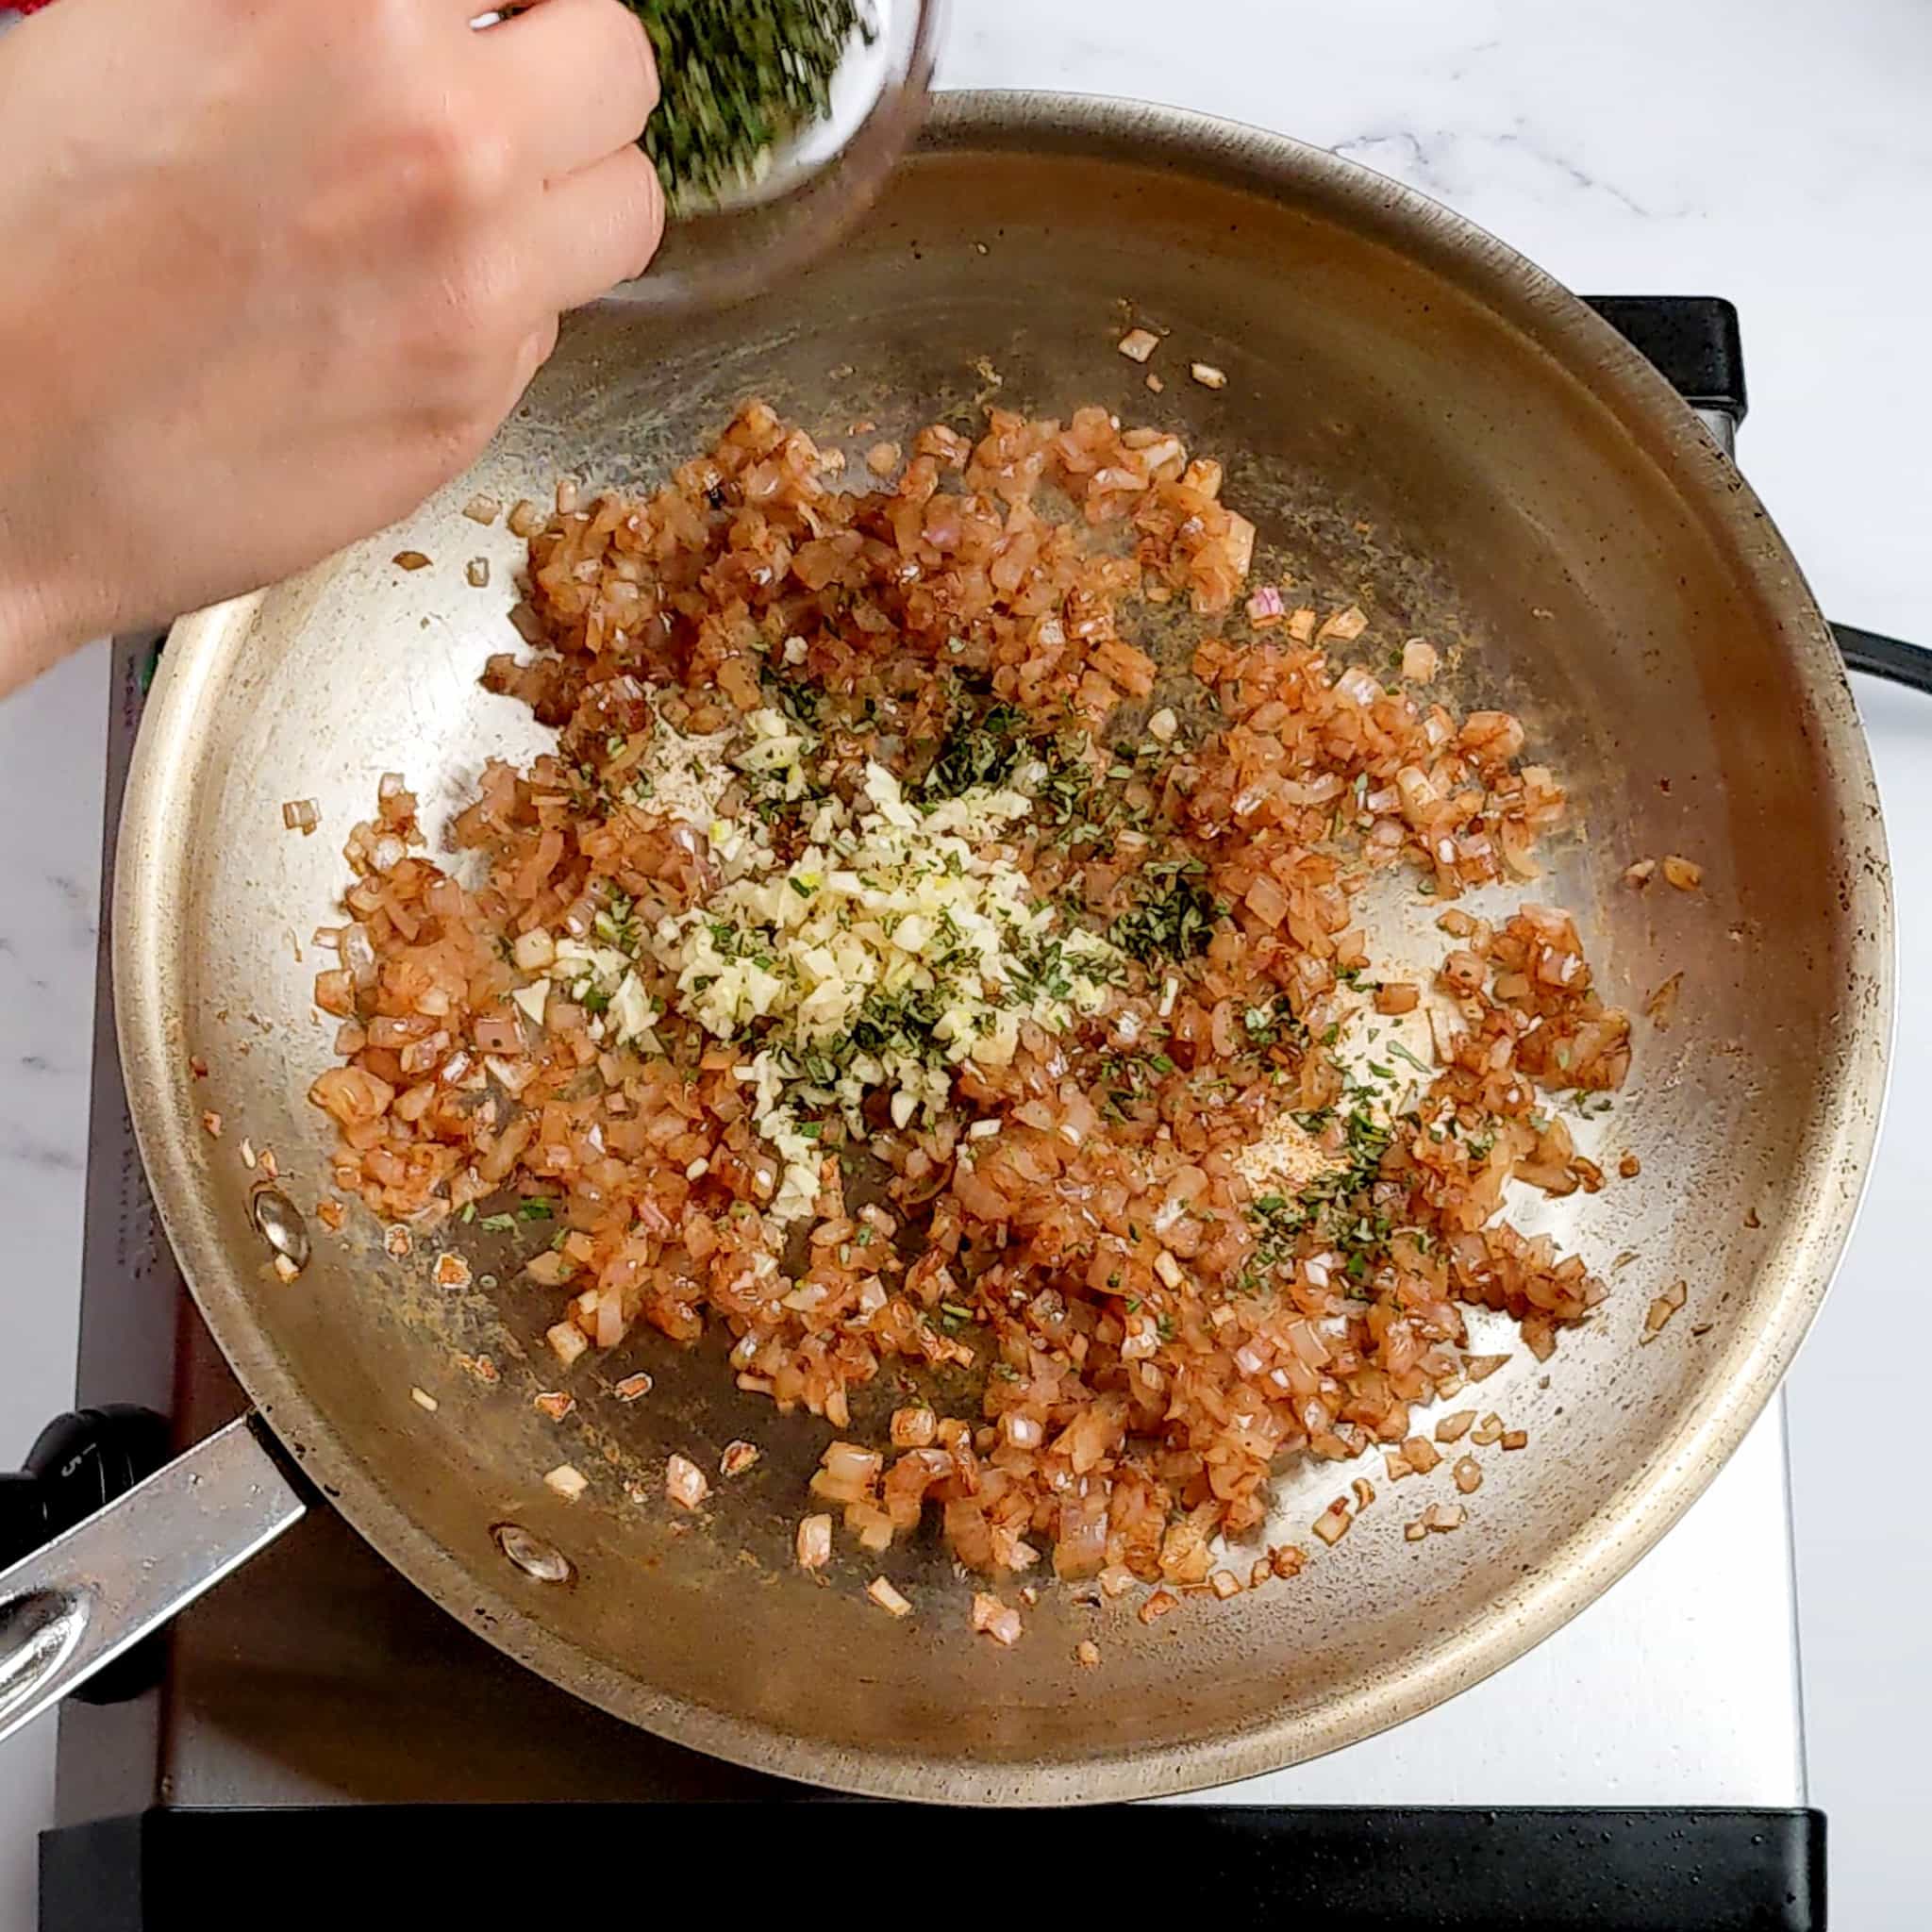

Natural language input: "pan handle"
[1834,620,1932,697]
[0,1413,307,1748]
[1581,300,1932,693]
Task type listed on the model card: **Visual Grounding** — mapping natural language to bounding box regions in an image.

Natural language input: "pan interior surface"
[116,96,1888,1803]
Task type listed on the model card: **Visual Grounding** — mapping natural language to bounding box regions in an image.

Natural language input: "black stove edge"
[1583,294,1747,422]
[42,1806,1824,1932]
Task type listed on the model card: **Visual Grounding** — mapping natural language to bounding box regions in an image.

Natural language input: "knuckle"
[392,101,512,224]
[454,125,517,209]
[575,0,657,114]
[632,152,668,267]
[410,358,507,451]
[609,146,666,267]
[419,412,498,491]
[618,4,660,121]
[525,314,561,370]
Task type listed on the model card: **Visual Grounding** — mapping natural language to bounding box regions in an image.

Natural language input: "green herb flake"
[921,700,1028,799]
[633,0,872,211]
[1108,873,1225,967]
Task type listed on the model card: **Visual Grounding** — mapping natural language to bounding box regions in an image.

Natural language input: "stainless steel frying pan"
[0,92,1891,1804]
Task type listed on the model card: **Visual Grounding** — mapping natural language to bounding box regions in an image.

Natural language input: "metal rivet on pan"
[491,1524,574,1584]
[250,1187,310,1274]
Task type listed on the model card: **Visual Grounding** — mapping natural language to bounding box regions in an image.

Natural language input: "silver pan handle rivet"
[491,1524,573,1584]
[249,1188,311,1274]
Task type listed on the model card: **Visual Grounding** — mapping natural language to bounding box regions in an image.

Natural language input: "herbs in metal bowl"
[627,0,874,211]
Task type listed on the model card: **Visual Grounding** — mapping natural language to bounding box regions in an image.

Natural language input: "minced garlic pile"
[512,691,1124,1222]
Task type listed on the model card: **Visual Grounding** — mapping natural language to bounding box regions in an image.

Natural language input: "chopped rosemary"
[629,0,871,210]
[922,700,1028,798]
[1108,873,1224,967]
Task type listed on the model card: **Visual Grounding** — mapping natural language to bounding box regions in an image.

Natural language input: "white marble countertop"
[5,1,1931,1925]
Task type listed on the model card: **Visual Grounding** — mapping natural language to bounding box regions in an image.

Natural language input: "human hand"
[0,0,663,694]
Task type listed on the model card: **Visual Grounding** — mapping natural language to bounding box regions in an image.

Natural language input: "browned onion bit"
[305,398,1633,1619]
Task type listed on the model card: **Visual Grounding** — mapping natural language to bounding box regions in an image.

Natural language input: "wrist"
[0,339,110,694]
[0,246,108,692]
[0,506,98,699]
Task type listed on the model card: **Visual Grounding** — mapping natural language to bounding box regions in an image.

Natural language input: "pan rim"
[114,87,1893,1804]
